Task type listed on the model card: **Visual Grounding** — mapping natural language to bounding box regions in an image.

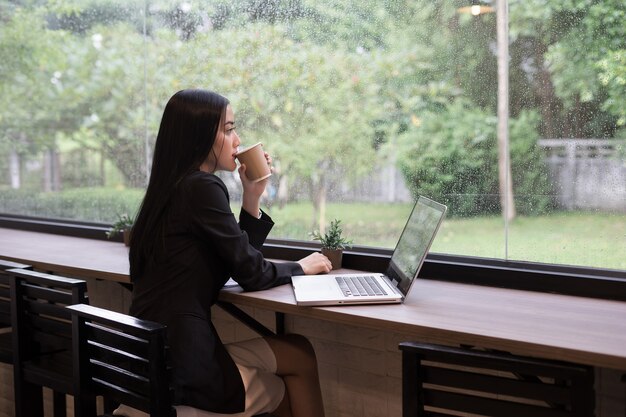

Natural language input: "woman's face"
[202,105,240,173]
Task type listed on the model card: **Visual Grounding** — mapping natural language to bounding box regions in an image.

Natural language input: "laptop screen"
[385,196,447,295]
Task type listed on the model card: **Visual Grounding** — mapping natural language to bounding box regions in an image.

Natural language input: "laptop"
[291,196,447,306]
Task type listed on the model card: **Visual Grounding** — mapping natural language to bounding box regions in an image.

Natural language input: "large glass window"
[1,1,624,271]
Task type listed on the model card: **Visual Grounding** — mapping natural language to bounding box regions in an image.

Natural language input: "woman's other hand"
[297,253,332,275]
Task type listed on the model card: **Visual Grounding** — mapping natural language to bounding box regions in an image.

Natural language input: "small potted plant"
[106,213,134,247]
[311,219,353,270]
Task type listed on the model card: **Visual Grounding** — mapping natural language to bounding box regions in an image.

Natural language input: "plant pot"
[322,248,343,270]
[123,229,131,247]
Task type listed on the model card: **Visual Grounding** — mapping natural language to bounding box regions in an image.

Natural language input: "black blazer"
[129,171,304,413]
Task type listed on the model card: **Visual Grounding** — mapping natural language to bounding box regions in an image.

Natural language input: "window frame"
[2,213,624,301]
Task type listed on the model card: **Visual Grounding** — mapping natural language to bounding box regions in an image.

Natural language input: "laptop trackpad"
[293,277,341,301]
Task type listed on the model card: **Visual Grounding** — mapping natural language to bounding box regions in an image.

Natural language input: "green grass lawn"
[266,202,626,270]
[2,188,623,270]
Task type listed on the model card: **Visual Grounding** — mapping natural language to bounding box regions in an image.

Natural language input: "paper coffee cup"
[235,142,272,182]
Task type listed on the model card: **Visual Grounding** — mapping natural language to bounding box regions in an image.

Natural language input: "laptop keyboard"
[336,275,388,297]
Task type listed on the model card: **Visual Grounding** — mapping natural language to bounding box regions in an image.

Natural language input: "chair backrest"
[68,303,175,417]
[10,268,88,358]
[0,260,32,328]
[399,342,595,417]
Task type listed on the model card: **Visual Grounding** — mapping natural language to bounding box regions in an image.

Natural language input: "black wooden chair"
[10,268,88,417]
[0,259,32,364]
[399,341,595,417]
[69,303,276,417]
[69,303,174,417]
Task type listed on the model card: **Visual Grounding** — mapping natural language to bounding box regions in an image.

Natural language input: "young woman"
[127,89,331,417]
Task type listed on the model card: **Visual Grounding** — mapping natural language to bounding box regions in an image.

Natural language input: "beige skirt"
[113,337,285,417]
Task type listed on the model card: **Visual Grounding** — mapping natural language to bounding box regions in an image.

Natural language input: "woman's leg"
[265,334,325,417]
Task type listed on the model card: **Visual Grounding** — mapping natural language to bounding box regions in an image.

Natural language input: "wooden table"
[0,228,129,283]
[220,279,626,370]
[2,227,626,370]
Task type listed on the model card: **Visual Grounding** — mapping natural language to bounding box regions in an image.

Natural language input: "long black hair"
[129,89,229,281]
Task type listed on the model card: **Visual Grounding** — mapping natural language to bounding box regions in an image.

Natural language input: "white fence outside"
[274,139,625,211]
[538,139,626,212]
[329,163,412,203]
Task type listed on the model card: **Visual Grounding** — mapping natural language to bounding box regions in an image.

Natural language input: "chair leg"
[53,391,67,417]
[402,350,420,417]
[622,374,626,417]
[14,381,44,417]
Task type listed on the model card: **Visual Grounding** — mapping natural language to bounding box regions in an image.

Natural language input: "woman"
[127,89,331,417]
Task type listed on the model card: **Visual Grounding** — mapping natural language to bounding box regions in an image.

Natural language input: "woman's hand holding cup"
[236,143,273,216]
